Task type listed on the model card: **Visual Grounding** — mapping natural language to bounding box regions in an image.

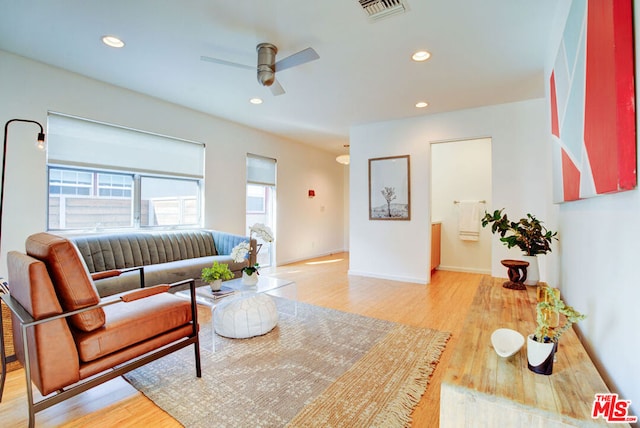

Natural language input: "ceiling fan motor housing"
[257,43,277,86]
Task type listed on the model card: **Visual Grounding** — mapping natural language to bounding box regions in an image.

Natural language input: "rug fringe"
[373,331,450,427]
[288,326,451,428]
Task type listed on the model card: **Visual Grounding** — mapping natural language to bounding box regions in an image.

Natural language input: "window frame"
[47,165,203,232]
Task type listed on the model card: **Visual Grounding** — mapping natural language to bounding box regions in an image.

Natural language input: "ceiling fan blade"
[269,79,285,96]
[274,47,319,72]
[200,55,253,70]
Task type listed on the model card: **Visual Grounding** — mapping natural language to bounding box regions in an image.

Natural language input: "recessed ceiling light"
[412,50,431,62]
[102,35,125,48]
[249,98,263,105]
[415,101,429,108]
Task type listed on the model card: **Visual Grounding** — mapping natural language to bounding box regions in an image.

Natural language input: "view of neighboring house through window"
[140,176,199,226]
[46,112,204,231]
[246,154,276,267]
[48,168,134,229]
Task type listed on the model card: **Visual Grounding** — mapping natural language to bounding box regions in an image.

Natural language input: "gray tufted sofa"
[68,229,256,297]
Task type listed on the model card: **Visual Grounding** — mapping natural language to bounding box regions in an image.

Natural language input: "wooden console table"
[440,276,628,427]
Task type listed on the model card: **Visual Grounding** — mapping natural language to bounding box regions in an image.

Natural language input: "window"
[48,167,201,230]
[247,184,266,214]
[98,173,132,198]
[246,154,276,267]
[46,112,204,231]
[49,169,93,196]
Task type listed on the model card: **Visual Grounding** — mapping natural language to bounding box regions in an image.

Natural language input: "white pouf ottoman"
[213,294,279,339]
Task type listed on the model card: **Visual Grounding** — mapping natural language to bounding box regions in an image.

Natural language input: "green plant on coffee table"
[201,261,234,283]
[534,285,586,343]
[481,209,558,256]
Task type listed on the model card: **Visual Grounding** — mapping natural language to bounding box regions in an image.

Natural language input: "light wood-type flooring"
[0,252,483,427]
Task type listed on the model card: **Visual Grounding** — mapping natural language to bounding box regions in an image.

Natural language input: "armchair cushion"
[7,251,81,394]
[73,292,192,362]
[25,232,105,332]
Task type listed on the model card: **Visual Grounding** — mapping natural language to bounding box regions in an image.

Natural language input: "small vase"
[209,279,223,291]
[242,271,259,286]
[527,334,556,375]
[522,255,539,286]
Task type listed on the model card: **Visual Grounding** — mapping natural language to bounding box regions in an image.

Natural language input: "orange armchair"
[0,232,201,427]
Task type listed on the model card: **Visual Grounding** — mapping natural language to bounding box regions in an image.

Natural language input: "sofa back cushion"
[71,230,218,273]
[26,232,105,332]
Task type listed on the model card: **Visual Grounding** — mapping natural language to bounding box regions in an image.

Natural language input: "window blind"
[47,112,205,179]
[246,154,276,186]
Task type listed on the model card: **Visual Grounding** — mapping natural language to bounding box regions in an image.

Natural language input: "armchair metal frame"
[0,278,201,428]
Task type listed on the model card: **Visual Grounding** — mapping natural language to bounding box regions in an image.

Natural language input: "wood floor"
[0,253,483,427]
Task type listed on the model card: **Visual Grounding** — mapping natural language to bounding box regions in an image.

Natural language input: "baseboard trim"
[277,249,347,267]
[347,269,426,284]
[436,265,492,275]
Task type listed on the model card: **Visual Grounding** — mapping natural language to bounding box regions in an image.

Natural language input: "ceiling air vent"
[358,0,407,21]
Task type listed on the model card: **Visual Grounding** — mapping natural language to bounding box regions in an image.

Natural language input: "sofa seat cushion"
[213,294,278,339]
[143,255,246,287]
[93,255,246,297]
[73,292,192,362]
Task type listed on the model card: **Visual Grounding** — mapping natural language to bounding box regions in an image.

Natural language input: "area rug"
[124,298,450,428]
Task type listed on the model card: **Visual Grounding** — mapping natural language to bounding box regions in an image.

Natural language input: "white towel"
[458,201,481,241]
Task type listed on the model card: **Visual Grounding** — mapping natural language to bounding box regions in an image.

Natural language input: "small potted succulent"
[481,209,558,285]
[201,261,234,291]
[528,285,586,375]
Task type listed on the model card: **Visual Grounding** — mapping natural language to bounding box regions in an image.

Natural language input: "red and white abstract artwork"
[550,0,636,203]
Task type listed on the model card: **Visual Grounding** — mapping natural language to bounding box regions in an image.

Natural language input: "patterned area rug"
[124,298,450,428]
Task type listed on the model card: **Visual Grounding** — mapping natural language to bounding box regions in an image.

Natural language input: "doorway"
[430,138,492,274]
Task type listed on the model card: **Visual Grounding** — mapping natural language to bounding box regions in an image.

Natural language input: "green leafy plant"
[534,285,586,342]
[481,209,558,256]
[201,261,234,283]
[242,263,260,276]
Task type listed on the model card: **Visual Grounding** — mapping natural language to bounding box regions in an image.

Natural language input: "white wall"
[0,50,346,273]
[545,1,640,415]
[431,138,492,274]
[349,99,553,284]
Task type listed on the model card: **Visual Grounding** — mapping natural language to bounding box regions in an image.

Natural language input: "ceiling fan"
[200,43,319,96]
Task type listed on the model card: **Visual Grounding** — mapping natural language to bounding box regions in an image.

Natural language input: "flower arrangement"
[481,209,558,256]
[231,223,274,276]
[201,261,234,283]
[230,241,251,264]
[249,223,274,243]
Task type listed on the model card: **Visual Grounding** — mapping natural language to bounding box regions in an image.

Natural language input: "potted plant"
[201,261,234,291]
[527,285,586,375]
[230,241,259,285]
[241,263,261,286]
[481,209,558,285]
[230,223,274,286]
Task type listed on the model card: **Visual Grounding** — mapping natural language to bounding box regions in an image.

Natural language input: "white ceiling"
[0,0,560,154]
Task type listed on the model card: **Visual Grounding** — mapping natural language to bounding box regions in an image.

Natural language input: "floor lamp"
[0,119,46,290]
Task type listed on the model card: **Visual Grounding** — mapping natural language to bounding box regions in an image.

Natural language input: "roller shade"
[47,112,205,178]
[246,154,276,185]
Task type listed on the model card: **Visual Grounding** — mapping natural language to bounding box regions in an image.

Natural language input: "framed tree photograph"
[368,155,410,220]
